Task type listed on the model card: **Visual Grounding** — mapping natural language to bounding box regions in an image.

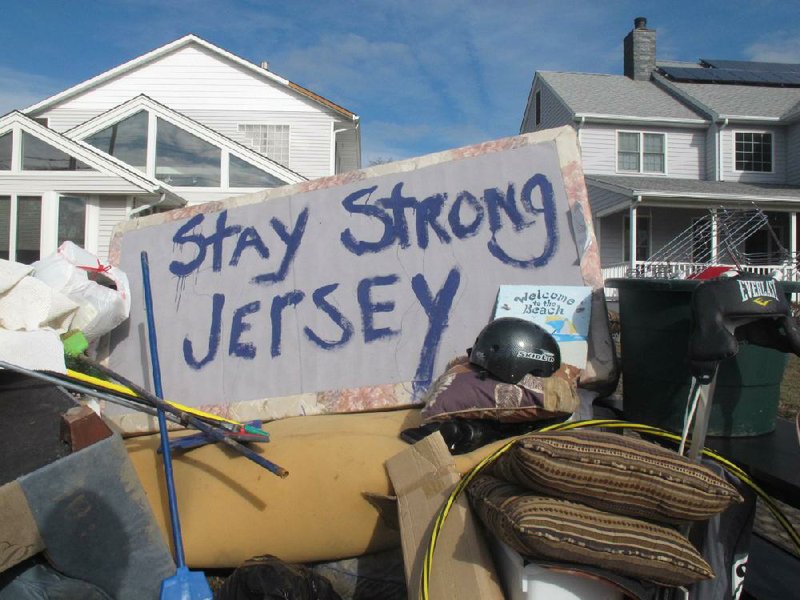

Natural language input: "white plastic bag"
[32,242,131,341]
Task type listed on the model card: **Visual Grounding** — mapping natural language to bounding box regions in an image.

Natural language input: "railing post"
[711,209,718,263]
[629,203,638,274]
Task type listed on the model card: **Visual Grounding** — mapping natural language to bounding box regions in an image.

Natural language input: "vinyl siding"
[579,126,617,174]
[191,109,333,179]
[599,206,710,265]
[722,126,785,184]
[648,206,710,260]
[32,43,351,179]
[787,123,800,185]
[587,184,628,215]
[598,213,624,265]
[579,124,705,179]
[521,80,574,133]
[39,45,319,117]
[97,196,129,261]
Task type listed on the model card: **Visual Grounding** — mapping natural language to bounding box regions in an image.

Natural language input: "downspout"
[717,118,728,182]
[577,116,585,146]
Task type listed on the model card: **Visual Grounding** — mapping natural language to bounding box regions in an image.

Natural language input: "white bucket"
[489,536,625,600]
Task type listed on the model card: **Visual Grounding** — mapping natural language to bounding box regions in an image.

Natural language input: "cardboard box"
[385,432,504,600]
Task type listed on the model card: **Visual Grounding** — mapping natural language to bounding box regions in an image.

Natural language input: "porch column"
[791,212,797,280]
[629,203,638,272]
[710,209,718,263]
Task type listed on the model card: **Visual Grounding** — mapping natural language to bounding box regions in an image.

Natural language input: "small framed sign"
[494,285,592,369]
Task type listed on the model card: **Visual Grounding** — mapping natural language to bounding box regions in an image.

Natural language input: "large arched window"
[155,118,221,187]
[85,110,148,172]
[22,133,94,171]
[0,132,11,170]
[81,108,290,190]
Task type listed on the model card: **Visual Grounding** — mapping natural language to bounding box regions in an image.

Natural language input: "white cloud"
[0,66,61,116]
[745,31,800,63]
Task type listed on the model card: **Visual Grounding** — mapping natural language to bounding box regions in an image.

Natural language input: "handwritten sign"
[104,127,610,426]
[494,285,592,369]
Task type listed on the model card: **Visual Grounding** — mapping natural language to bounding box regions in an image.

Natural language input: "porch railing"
[602,261,800,301]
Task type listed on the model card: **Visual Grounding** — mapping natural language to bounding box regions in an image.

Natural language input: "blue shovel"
[141,251,213,600]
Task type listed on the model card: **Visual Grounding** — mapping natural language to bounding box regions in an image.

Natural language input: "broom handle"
[141,251,187,570]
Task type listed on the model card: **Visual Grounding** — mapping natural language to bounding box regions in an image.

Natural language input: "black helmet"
[469,317,560,383]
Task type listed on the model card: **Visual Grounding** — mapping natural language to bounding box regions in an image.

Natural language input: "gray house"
[521,17,800,286]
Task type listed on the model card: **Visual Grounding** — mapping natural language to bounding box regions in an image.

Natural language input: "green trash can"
[606,277,799,437]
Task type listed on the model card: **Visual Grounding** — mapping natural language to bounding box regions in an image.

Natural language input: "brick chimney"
[624,17,656,81]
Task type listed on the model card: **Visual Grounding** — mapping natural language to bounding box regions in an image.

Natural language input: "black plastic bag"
[216,555,342,600]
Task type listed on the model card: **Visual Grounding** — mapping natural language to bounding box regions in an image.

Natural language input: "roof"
[537,71,707,123]
[588,174,800,203]
[665,81,800,121]
[65,94,306,185]
[22,34,358,122]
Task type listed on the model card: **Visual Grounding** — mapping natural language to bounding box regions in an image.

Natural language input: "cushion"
[420,356,579,423]
[490,430,743,524]
[467,474,714,587]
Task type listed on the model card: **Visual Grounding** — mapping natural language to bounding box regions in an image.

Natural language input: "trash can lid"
[605,277,800,293]
[604,278,700,292]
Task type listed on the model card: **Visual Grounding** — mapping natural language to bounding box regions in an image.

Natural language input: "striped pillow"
[490,430,742,524]
[468,474,714,587]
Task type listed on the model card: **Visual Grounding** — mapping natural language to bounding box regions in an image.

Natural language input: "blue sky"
[2,0,799,165]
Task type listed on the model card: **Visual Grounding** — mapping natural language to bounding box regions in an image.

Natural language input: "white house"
[521,17,800,285]
[1,34,360,262]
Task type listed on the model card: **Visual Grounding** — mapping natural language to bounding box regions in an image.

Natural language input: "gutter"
[128,190,182,218]
[574,112,709,128]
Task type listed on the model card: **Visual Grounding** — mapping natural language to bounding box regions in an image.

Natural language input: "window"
[80,110,290,189]
[534,90,541,126]
[16,196,42,264]
[58,196,87,247]
[0,196,9,260]
[229,155,284,188]
[617,132,665,174]
[238,124,290,165]
[22,132,93,171]
[155,118,220,186]
[0,132,11,170]
[623,214,651,261]
[85,110,148,172]
[0,194,89,263]
[735,132,772,172]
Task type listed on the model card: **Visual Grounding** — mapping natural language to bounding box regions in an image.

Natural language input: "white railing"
[603,261,800,301]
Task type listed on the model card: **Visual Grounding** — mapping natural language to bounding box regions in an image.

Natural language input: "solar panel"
[701,59,800,74]
[659,65,800,86]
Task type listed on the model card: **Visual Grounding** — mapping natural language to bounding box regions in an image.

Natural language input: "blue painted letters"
[170,208,308,285]
[339,173,557,266]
